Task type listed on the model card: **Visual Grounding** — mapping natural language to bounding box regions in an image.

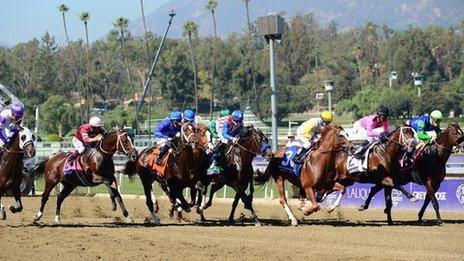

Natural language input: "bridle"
[99,131,135,156]
[384,126,417,150]
[228,128,263,156]
[319,128,354,154]
[433,124,464,152]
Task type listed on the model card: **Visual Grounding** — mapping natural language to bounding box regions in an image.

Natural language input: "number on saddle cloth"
[279,145,302,177]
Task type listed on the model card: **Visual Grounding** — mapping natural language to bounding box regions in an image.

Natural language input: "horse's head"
[180,122,199,149]
[387,126,417,154]
[195,123,213,149]
[438,122,464,148]
[18,127,36,158]
[100,130,138,161]
[317,124,354,153]
[238,125,271,157]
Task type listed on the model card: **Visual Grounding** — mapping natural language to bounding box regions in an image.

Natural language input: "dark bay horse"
[330,126,417,224]
[0,127,36,220]
[254,124,353,225]
[359,122,464,224]
[125,122,199,223]
[198,126,271,225]
[33,130,137,224]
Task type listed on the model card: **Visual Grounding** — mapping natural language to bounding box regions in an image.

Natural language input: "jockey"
[407,110,443,144]
[0,103,24,149]
[182,109,196,125]
[352,105,390,159]
[207,109,244,175]
[293,110,333,164]
[69,116,105,161]
[285,131,299,148]
[153,111,182,165]
[209,108,230,140]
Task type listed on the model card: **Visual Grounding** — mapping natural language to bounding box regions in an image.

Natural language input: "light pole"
[412,73,423,97]
[324,80,334,112]
[258,14,285,152]
[389,71,398,87]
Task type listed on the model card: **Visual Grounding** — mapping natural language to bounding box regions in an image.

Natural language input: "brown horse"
[359,122,464,224]
[254,124,353,226]
[0,127,36,220]
[330,126,417,224]
[125,122,199,223]
[198,126,271,225]
[33,130,137,224]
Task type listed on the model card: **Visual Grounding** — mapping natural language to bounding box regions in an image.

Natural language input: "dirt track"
[0,195,463,260]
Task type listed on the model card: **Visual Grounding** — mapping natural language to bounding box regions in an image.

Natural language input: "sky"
[0,0,169,46]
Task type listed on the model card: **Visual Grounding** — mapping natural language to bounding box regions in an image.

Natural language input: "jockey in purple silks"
[0,104,24,149]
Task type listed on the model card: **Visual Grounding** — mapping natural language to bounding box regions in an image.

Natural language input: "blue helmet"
[170,111,182,121]
[232,110,243,122]
[183,109,195,122]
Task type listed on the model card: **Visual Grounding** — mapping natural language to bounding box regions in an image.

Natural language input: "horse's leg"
[394,184,417,202]
[228,192,241,224]
[302,185,319,215]
[54,183,76,224]
[359,184,383,211]
[9,182,23,213]
[427,181,442,224]
[275,176,298,226]
[0,196,5,220]
[384,186,393,225]
[108,178,132,222]
[195,188,207,222]
[105,184,117,211]
[34,179,57,221]
[189,187,196,207]
[202,181,223,210]
[141,174,160,224]
[327,183,345,213]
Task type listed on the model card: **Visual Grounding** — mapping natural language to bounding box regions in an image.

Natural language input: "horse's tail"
[33,160,47,180]
[123,159,137,180]
[253,161,273,185]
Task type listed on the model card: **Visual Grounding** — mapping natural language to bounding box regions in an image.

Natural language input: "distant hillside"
[129,0,464,37]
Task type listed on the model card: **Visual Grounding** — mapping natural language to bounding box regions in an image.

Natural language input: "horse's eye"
[21,135,26,141]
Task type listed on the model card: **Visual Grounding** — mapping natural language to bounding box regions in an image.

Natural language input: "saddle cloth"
[278,145,303,178]
[63,154,92,185]
[346,142,378,175]
[147,146,171,177]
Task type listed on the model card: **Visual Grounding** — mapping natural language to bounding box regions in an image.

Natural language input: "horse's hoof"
[291,219,298,226]
[54,215,61,224]
[125,217,134,223]
[437,219,443,225]
[9,206,22,213]
[254,222,262,227]
[409,196,419,203]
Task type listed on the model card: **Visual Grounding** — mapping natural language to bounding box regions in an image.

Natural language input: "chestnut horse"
[254,124,353,226]
[330,126,417,224]
[33,130,137,224]
[198,126,271,225]
[359,122,464,224]
[125,122,199,223]
[0,127,36,220]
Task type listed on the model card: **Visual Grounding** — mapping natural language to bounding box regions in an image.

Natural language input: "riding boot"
[353,140,371,160]
[156,145,170,165]
[292,147,309,164]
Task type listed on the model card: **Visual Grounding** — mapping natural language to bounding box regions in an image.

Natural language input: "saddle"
[63,153,92,186]
[147,146,171,177]
[346,142,378,175]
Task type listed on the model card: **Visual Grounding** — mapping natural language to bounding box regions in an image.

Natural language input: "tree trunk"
[209,11,217,119]
[188,34,199,113]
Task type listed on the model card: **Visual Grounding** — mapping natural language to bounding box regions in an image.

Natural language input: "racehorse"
[358,122,464,224]
[330,125,418,225]
[198,126,271,225]
[254,124,353,226]
[33,130,137,224]
[0,127,36,220]
[125,122,199,223]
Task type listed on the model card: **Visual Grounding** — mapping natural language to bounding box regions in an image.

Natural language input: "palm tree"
[58,4,84,123]
[242,0,259,117]
[79,11,91,119]
[206,0,218,118]
[113,17,140,135]
[183,21,199,113]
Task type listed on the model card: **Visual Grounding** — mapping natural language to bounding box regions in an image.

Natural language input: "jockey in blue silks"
[207,109,244,175]
[153,111,182,165]
[0,104,24,149]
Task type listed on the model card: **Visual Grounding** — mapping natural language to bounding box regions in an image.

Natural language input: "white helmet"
[89,116,103,127]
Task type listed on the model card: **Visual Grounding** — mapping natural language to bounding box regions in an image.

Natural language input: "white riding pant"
[72,137,85,154]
